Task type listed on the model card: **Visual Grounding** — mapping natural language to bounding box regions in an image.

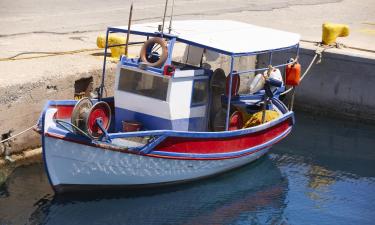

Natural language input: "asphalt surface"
[1,0,374,48]
[0,0,374,85]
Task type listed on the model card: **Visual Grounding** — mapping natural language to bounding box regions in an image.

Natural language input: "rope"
[300,39,375,54]
[0,48,100,62]
[0,41,144,62]
[280,45,332,96]
[0,120,91,144]
[0,125,37,144]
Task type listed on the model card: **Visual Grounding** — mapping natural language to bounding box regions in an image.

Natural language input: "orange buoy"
[285,62,301,86]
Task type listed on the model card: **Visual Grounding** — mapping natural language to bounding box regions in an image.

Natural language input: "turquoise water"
[1,112,375,225]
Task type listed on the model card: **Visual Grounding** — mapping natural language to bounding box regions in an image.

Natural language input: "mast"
[168,0,175,34]
[160,0,169,37]
[124,2,133,56]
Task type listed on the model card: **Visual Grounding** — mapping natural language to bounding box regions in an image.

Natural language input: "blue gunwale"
[42,99,293,139]
[44,126,291,160]
[40,98,294,160]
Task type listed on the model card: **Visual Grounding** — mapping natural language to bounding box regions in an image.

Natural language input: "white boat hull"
[44,136,270,192]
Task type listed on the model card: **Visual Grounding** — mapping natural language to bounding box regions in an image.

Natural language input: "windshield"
[118,68,169,101]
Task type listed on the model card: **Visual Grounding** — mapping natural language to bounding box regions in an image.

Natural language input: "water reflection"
[25,157,287,225]
[270,112,375,225]
[0,165,53,225]
[274,112,375,178]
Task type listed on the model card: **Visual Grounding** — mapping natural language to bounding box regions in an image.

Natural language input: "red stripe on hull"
[155,119,292,154]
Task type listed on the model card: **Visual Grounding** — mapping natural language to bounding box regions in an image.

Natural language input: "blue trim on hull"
[40,101,57,193]
[44,99,293,140]
[45,119,292,160]
[40,99,294,160]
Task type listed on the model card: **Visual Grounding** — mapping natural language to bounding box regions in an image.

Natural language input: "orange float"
[285,62,301,86]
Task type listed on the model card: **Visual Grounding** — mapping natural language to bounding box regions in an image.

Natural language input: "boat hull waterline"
[40,101,293,193]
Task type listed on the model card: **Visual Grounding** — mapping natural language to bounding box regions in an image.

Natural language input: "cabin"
[115,60,210,132]
[102,20,300,133]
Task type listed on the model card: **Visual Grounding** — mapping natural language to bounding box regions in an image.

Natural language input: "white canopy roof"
[111,20,300,55]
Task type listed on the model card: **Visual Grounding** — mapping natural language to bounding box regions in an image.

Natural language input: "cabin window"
[118,68,169,101]
[191,79,208,106]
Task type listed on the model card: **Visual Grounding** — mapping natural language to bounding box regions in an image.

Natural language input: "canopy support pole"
[99,29,110,100]
[225,56,235,131]
[269,52,273,65]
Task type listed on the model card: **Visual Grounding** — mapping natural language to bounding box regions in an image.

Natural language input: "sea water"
[1,112,375,225]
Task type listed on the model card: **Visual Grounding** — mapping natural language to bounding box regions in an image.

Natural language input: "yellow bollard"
[96,34,127,59]
[322,22,350,45]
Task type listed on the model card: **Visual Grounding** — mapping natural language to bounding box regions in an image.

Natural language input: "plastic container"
[122,121,142,132]
[248,73,265,94]
[285,63,301,86]
[268,68,283,92]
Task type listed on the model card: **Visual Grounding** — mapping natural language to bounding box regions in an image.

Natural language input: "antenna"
[168,0,175,34]
[124,2,133,56]
[161,0,169,37]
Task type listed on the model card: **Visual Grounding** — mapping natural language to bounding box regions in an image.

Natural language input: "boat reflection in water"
[269,112,375,224]
[28,157,287,225]
[275,111,375,179]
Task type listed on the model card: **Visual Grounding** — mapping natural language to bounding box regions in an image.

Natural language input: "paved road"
[0,0,374,50]
[0,0,342,35]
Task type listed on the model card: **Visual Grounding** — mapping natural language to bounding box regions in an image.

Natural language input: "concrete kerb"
[0,65,117,154]
[295,44,375,122]
[258,42,375,122]
[0,148,42,185]
[0,64,117,185]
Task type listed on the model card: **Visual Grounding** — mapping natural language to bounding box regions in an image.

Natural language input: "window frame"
[190,77,209,107]
[117,67,171,102]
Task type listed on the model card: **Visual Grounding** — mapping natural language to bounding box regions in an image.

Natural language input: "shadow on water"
[0,164,53,225]
[35,158,287,225]
[1,157,288,225]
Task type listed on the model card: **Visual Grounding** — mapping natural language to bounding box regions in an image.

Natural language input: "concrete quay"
[258,42,375,122]
[294,43,375,122]
[0,0,374,157]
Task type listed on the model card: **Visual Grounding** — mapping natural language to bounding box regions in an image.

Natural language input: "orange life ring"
[140,37,168,68]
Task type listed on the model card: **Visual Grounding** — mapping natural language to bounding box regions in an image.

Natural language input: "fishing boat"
[37,19,301,193]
